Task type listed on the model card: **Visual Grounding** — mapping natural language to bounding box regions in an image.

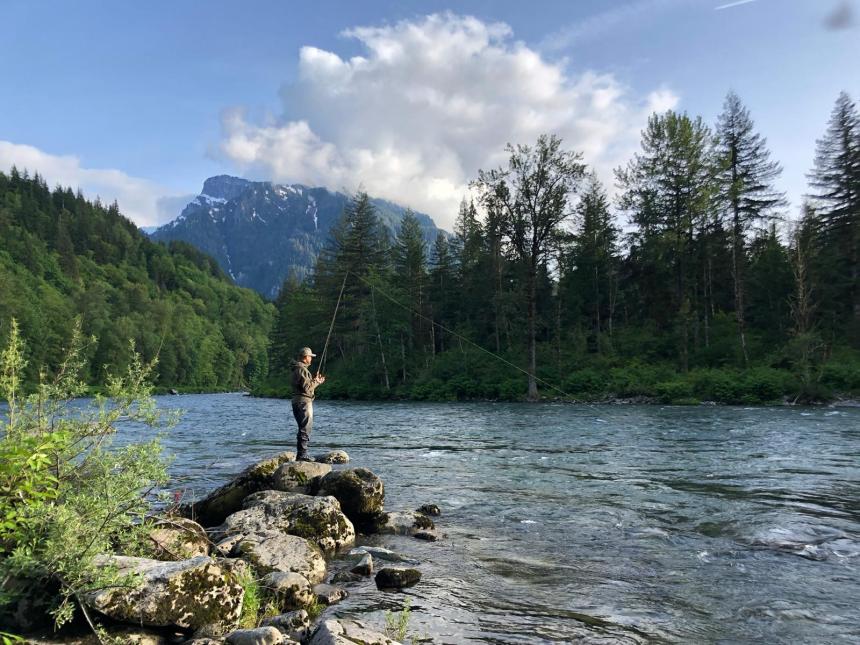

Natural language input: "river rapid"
[144,394,859,644]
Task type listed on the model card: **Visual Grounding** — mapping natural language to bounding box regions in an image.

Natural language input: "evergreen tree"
[715,91,787,362]
[392,210,428,355]
[564,174,619,351]
[474,134,586,399]
[616,111,715,369]
[428,232,455,352]
[807,92,860,340]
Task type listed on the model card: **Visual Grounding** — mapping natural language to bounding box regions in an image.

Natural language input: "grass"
[385,597,411,642]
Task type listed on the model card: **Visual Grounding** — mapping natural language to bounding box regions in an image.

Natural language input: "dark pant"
[292,398,313,456]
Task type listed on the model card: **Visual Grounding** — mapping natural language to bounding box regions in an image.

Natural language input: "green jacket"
[290,360,317,401]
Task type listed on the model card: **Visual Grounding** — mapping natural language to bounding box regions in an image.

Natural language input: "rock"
[214,491,355,553]
[315,450,350,464]
[149,516,210,560]
[184,452,297,527]
[346,546,418,564]
[330,570,363,584]
[350,553,373,575]
[374,511,435,536]
[261,572,314,610]
[308,619,402,645]
[316,468,385,532]
[375,567,421,590]
[184,640,224,645]
[225,626,284,645]
[272,461,331,494]
[313,583,347,605]
[261,609,310,641]
[234,530,326,584]
[214,534,244,557]
[413,530,439,542]
[416,503,441,516]
[84,555,244,630]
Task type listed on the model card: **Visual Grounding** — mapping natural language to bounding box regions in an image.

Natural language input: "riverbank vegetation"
[0,171,274,392]
[0,319,172,634]
[257,91,859,404]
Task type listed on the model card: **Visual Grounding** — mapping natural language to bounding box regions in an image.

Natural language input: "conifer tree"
[807,92,860,339]
[616,111,715,369]
[474,134,586,399]
[715,91,787,362]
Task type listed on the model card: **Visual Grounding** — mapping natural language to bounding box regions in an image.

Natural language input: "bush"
[0,319,174,633]
[562,368,608,397]
[654,380,696,404]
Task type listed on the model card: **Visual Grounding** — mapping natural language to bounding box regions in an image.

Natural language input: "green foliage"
[258,93,857,405]
[237,569,262,628]
[0,170,275,391]
[385,597,412,642]
[306,597,326,621]
[0,318,173,632]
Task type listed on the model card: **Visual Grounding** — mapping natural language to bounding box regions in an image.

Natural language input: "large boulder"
[308,619,402,645]
[148,516,210,560]
[232,531,326,584]
[272,461,331,494]
[84,555,244,630]
[374,511,435,537]
[316,468,385,532]
[214,491,355,553]
[183,452,296,527]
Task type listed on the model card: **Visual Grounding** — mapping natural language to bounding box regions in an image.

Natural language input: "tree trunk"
[371,290,390,391]
[527,266,538,401]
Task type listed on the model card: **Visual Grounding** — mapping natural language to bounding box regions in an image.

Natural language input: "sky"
[1,0,857,230]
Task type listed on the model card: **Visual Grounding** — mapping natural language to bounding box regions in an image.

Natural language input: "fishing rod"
[316,272,348,378]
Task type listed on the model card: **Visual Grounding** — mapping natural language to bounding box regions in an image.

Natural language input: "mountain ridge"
[151,175,446,299]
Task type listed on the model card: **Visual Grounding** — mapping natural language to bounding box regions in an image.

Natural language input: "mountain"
[151,176,446,299]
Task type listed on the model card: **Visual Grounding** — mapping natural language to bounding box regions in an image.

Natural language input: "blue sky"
[1,0,857,228]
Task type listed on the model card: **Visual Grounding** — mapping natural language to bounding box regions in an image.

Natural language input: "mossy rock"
[316,468,385,533]
[184,452,296,527]
[84,555,245,630]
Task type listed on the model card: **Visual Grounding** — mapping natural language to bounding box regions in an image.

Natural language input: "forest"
[0,170,274,391]
[258,91,860,404]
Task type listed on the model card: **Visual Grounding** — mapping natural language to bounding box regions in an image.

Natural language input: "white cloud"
[0,141,185,227]
[219,13,679,230]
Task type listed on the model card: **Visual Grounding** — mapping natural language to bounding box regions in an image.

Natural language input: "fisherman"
[290,347,325,461]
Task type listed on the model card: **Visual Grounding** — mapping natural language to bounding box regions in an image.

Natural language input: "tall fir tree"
[715,91,787,363]
[807,92,860,340]
[474,134,586,399]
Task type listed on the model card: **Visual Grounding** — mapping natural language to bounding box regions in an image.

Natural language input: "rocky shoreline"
[22,450,441,645]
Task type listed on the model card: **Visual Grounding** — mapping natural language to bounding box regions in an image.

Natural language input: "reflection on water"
[129,395,860,644]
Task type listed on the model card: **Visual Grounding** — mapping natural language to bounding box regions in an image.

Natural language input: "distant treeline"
[258,91,859,404]
[0,170,274,390]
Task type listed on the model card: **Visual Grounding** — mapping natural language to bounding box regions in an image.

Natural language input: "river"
[143,394,859,644]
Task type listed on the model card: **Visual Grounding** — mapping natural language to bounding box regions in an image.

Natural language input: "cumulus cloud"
[0,141,185,227]
[219,13,679,229]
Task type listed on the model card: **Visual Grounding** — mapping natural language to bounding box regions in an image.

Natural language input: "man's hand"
[315,374,326,384]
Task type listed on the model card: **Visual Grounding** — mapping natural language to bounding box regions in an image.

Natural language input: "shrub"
[0,319,173,633]
[654,380,695,404]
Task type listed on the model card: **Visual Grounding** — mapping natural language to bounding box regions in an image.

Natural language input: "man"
[290,347,325,461]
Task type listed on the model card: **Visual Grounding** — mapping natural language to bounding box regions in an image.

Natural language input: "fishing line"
[342,270,572,399]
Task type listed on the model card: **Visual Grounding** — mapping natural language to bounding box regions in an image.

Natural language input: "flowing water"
[141,394,859,644]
